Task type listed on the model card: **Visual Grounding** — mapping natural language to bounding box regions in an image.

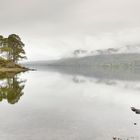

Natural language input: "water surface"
[0,66,140,140]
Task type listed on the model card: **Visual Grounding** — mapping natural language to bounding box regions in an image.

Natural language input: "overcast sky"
[1,0,140,61]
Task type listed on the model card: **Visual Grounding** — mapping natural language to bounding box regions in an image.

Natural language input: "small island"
[0,34,28,73]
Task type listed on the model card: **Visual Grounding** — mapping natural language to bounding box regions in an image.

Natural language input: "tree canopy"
[0,34,26,63]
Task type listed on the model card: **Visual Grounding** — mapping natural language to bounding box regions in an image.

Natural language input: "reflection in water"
[3,65,140,139]
[39,65,140,91]
[42,65,140,81]
[72,76,86,83]
[35,65,140,139]
[72,75,117,85]
[0,72,26,104]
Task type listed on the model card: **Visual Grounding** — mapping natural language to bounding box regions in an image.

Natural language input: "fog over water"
[1,0,140,60]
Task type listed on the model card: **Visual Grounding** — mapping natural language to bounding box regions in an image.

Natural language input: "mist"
[1,0,140,60]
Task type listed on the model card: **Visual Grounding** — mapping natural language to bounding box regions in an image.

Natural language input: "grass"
[0,58,28,72]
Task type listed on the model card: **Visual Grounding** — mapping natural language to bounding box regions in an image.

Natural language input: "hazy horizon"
[1,0,140,61]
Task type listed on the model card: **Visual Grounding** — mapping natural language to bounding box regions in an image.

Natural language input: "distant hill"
[48,53,140,67]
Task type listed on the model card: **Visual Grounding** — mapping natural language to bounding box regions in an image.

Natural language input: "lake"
[0,65,140,140]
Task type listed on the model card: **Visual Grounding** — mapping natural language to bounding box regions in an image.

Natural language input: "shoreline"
[0,67,29,73]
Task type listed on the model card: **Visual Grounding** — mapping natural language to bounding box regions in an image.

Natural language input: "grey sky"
[1,0,140,60]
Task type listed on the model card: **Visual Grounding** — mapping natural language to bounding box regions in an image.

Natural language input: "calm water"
[0,66,140,140]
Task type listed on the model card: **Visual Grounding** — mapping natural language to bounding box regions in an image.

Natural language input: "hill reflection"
[40,65,140,81]
[0,72,26,104]
[40,65,140,91]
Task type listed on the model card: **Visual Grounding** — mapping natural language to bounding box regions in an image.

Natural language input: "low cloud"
[1,0,140,60]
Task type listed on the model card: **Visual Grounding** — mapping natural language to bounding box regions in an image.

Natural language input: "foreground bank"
[0,59,28,73]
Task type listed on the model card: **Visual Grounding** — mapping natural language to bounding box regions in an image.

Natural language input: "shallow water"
[0,66,140,140]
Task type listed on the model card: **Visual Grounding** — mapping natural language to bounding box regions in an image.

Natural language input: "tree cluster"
[0,34,26,63]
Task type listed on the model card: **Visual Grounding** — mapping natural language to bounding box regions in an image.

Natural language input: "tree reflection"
[0,72,26,104]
